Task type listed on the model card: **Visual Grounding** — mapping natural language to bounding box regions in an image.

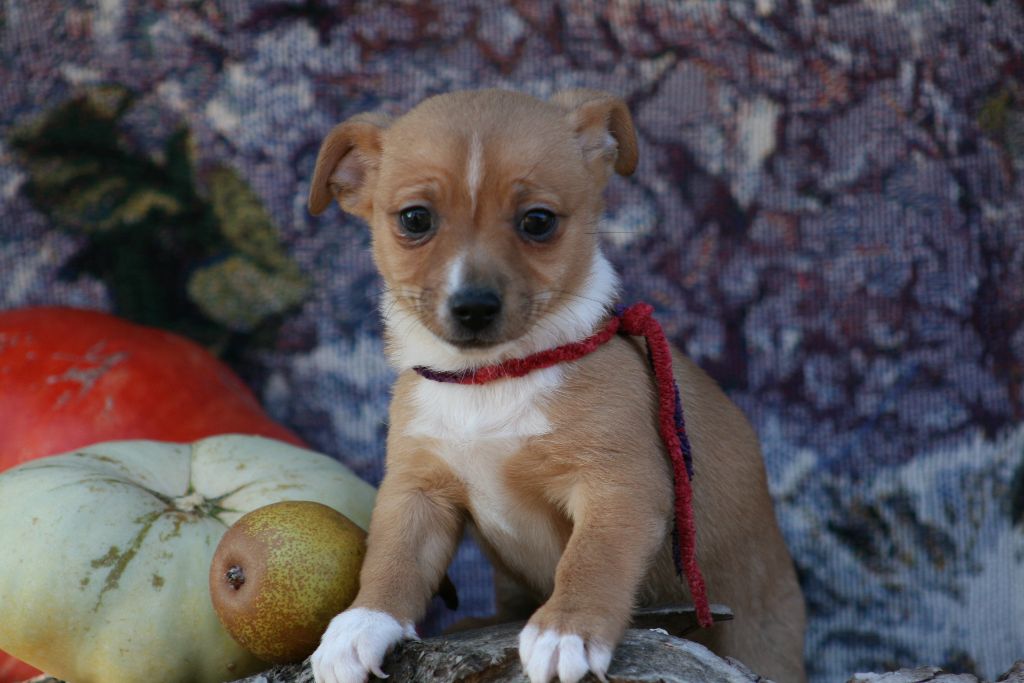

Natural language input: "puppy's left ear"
[308,112,391,218]
[550,89,638,179]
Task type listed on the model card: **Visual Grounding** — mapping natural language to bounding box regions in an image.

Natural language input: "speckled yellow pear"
[210,501,366,663]
[0,435,375,683]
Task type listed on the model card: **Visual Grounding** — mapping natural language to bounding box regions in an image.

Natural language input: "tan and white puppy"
[307,89,806,683]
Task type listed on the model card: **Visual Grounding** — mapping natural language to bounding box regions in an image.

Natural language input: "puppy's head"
[309,89,636,358]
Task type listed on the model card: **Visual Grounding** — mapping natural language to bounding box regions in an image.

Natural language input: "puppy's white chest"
[404,368,564,579]
[405,366,561,441]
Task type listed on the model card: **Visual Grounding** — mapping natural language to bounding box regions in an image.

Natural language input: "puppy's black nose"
[449,288,502,333]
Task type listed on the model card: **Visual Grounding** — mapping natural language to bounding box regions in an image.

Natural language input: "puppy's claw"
[586,641,613,682]
[329,658,366,683]
[311,608,410,683]
[519,626,608,683]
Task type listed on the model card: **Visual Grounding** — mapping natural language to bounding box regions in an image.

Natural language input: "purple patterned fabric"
[2,1,1023,679]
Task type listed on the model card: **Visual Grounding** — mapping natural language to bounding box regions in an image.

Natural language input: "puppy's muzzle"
[449,288,502,333]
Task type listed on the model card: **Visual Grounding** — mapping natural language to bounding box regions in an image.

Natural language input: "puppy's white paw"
[519,625,612,683]
[310,608,417,683]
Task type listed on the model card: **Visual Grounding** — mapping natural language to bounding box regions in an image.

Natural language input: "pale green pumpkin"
[0,435,376,683]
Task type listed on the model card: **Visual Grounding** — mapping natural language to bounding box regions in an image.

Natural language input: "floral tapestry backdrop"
[2,1,1023,680]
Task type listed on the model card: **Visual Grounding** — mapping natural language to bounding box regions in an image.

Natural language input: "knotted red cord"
[413,303,713,629]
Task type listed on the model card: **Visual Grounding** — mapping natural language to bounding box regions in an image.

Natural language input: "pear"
[209,500,366,663]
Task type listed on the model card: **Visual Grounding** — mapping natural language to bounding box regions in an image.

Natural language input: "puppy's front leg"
[312,454,464,683]
[519,478,670,683]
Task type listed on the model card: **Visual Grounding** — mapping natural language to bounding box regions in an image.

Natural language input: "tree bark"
[225,623,767,683]
[848,661,1024,683]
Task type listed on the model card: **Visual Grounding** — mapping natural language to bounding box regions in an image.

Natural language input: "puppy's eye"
[398,206,434,237]
[518,209,558,242]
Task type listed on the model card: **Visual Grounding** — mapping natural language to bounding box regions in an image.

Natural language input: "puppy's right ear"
[308,112,391,218]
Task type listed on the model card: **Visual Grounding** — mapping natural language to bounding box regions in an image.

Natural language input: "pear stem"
[226,565,245,589]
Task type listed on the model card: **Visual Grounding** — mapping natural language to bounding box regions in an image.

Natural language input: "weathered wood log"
[26,625,1024,683]
[847,661,1024,683]
[225,623,767,683]
[221,653,1024,683]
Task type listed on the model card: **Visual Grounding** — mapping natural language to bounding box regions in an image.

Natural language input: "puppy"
[306,89,806,683]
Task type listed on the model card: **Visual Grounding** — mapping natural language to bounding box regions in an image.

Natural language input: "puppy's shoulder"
[548,336,661,444]
[669,348,760,452]
[556,336,760,459]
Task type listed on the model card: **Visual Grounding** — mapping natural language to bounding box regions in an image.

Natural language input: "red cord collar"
[413,303,713,629]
